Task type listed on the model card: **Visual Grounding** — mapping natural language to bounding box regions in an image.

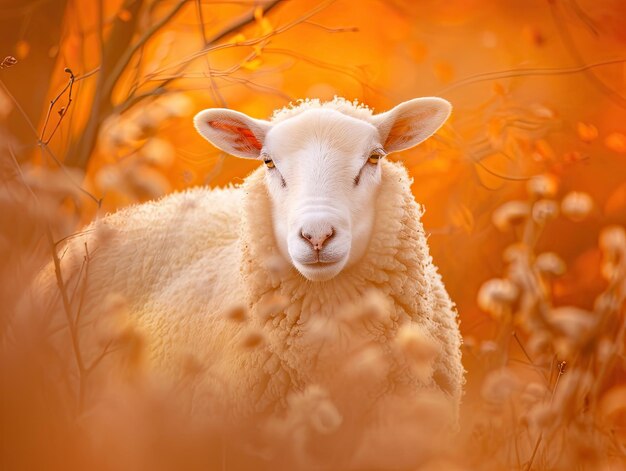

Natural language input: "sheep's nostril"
[301,227,335,251]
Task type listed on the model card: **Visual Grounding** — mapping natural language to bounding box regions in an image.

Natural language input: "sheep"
[29,96,463,467]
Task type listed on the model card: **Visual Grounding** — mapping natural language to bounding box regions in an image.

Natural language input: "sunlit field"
[1,1,625,470]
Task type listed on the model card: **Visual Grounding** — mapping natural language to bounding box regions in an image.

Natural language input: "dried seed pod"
[599,225,626,252]
[532,199,559,223]
[535,252,566,276]
[520,382,548,407]
[480,368,521,405]
[477,278,519,319]
[395,324,439,364]
[492,201,530,231]
[561,191,593,222]
[527,174,558,198]
[548,306,596,343]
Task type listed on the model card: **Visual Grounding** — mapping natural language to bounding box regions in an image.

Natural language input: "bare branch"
[0,78,101,206]
[102,0,191,103]
[40,68,75,145]
[440,57,626,95]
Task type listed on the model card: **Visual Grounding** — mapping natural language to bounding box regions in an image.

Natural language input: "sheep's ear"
[373,97,451,153]
[194,109,270,159]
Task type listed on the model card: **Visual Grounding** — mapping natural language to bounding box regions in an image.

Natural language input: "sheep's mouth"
[296,249,347,266]
[292,256,347,282]
[301,260,339,267]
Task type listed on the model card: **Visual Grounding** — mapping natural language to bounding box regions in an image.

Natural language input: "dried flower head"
[535,252,566,276]
[526,330,553,358]
[481,368,521,405]
[527,174,558,198]
[286,385,343,434]
[598,225,626,281]
[157,93,193,118]
[395,324,440,380]
[140,138,175,168]
[345,345,388,381]
[561,191,593,222]
[548,306,597,344]
[520,382,548,407]
[532,199,559,223]
[576,122,598,143]
[477,278,519,318]
[599,225,626,257]
[492,201,530,231]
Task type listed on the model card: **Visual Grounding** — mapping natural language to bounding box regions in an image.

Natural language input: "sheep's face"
[194,97,451,282]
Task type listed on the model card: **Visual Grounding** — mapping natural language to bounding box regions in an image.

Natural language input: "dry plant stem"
[146,0,332,78]
[195,0,227,107]
[40,69,75,145]
[524,361,566,471]
[0,78,101,207]
[9,140,105,414]
[46,227,88,413]
[513,331,550,386]
[568,0,600,36]
[263,47,380,94]
[494,312,513,368]
[68,0,287,169]
[440,57,626,95]
[589,280,626,408]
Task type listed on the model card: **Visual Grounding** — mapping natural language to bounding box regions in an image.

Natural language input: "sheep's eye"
[368,153,382,165]
[264,159,275,169]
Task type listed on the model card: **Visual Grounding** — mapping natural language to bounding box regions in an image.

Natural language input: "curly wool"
[239,160,463,414]
[270,96,376,123]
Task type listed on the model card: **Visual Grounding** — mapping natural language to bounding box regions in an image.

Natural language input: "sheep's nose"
[301,227,335,251]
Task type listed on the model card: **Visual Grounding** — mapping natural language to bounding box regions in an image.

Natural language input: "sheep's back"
[29,186,246,378]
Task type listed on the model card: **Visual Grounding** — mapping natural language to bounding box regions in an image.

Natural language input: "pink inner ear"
[208,120,262,151]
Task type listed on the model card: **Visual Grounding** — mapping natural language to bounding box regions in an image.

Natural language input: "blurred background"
[1,0,625,469]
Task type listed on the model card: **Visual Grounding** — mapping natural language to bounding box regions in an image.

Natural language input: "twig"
[524,361,566,471]
[302,21,358,33]
[86,339,118,374]
[548,1,626,109]
[195,0,227,107]
[102,0,191,102]
[440,58,626,95]
[45,227,89,412]
[144,0,325,78]
[0,77,101,207]
[73,242,91,332]
[40,68,75,145]
[513,331,550,385]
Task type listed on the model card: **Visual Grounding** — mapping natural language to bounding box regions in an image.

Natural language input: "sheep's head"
[194,97,451,282]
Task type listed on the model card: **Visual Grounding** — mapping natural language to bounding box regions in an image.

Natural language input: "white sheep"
[32,96,463,466]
